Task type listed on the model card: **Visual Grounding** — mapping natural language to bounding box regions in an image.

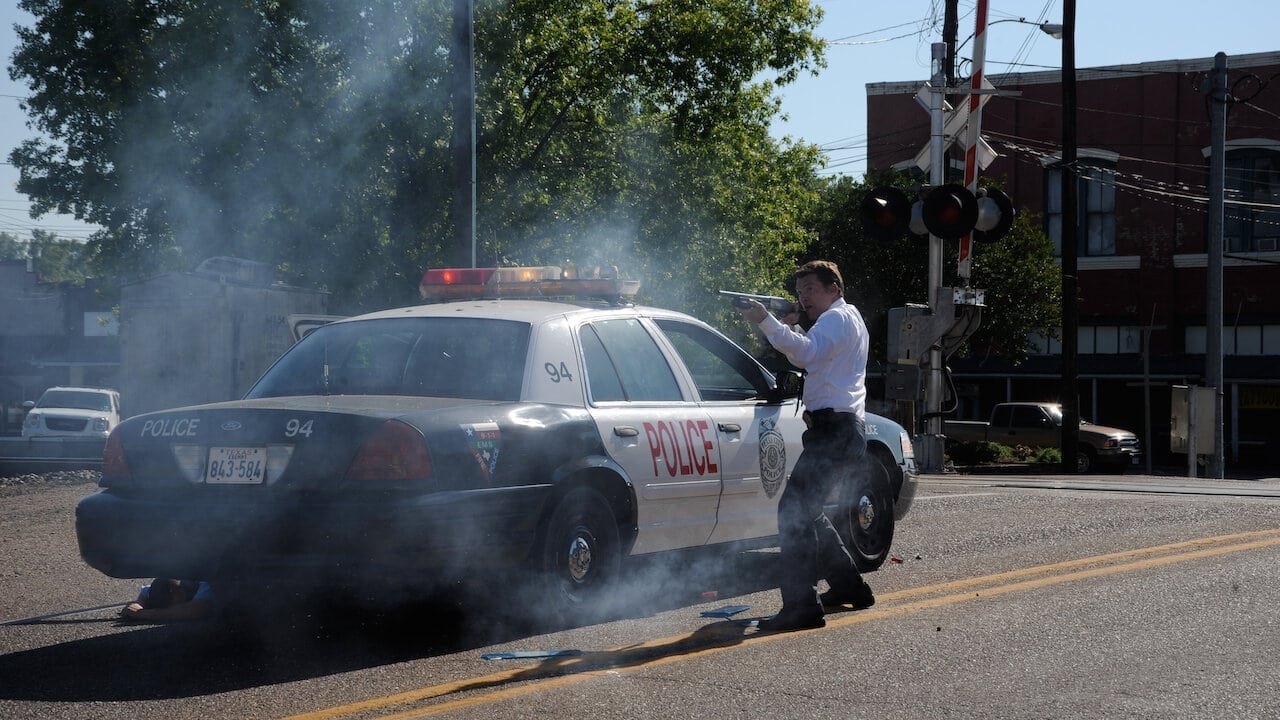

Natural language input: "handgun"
[718,290,797,316]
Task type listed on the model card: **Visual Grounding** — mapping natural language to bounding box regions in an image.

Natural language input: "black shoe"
[757,608,825,632]
[820,583,875,610]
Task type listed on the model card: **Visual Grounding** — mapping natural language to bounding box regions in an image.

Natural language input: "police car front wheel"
[836,454,896,572]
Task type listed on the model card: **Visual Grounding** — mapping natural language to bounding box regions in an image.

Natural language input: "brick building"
[866,51,1280,469]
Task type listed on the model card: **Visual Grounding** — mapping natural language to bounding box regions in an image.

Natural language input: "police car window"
[580,326,626,402]
[653,319,770,401]
[247,317,530,401]
[582,319,682,402]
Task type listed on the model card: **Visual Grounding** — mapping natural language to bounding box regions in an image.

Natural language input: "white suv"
[22,387,122,439]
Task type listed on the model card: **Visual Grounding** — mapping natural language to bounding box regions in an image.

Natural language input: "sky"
[773,0,1279,177]
[1,0,1276,244]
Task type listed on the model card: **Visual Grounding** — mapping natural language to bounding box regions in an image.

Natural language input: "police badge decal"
[758,418,786,498]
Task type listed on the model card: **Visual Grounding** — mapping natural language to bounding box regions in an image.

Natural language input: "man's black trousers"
[777,409,867,610]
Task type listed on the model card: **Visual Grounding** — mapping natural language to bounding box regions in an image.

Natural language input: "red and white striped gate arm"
[958,0,989,280]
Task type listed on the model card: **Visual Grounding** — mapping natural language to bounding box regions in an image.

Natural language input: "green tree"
[0,229,89,283]
[805,173,1060,367]
[0,232,24,261]
[10,0,825,316]
[28,229,89,285]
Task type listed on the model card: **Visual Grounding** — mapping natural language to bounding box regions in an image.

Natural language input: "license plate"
[205,447,267,484]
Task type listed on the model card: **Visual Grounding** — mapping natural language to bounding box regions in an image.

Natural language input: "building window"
[1224,147,1280,252]
[1028,326,1141,356]
[1185,325,1280,356]
[1045,157,1117,257]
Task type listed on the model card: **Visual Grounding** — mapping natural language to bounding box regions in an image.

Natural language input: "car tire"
[539,488,621,622]
[1076,445,1097,474]
[833,453,896,572]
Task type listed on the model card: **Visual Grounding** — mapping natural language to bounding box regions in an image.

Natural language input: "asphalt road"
[2,471,1278,720]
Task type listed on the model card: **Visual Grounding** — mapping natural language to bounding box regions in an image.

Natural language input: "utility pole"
[943,0,959,88]
[1206,52,1228,478]
[451,0,477,268]
[919,42,948,474]
[1059,0,1079,474]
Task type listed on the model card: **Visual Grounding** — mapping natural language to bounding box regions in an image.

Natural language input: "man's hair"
[141,578,198,609]
[795,260,844,294]
[141,578,182,609]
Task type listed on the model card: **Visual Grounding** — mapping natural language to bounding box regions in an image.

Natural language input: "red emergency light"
[423,268,496,286]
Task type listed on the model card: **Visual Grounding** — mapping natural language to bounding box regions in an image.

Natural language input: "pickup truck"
[944,402,1141,473]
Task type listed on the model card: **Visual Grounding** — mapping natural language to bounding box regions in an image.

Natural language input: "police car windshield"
[246,317,531,401]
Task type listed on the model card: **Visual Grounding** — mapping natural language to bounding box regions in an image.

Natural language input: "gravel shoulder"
[0,470,140,626]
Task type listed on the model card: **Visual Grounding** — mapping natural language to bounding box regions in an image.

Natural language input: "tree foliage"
[0,232,24,261]
[805,172,1061,367]
[10,0,825,316]
[0,229,89,284]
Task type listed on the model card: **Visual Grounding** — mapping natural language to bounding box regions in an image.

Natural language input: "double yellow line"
[284,529,1280,720]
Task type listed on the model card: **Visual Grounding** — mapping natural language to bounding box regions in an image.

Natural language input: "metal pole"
[1143,304,1155,475]
[921,42,948,474]
[1059,0,1080,474]
[1206,52,1228,479]
[1188,387,1198,478]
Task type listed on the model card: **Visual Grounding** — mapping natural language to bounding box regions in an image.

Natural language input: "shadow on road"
[0,547,780,702]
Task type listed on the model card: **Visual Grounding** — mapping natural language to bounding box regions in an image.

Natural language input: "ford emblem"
[221,421,243,431]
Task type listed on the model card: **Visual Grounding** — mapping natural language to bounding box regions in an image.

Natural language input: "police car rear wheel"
[541,488,621,618]
[837,454,896,572]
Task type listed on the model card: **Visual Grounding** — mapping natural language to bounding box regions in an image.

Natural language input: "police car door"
[578,317,723,553]
[651,318,791,543]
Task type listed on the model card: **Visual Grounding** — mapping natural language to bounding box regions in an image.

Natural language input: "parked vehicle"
[944,401,1141,473]
[22,387,122,439]
[76,267,917,620]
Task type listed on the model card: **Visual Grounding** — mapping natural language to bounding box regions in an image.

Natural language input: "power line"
[992,137,1280,229]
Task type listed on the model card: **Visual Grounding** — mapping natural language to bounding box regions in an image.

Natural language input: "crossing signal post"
[879,28,1017,472]
[869,42,1017,472]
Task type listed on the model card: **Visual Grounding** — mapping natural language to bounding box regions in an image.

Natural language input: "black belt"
[802,408,853,428]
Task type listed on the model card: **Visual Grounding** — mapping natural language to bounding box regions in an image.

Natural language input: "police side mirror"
[766,371,804,403]
[21,401,35,411]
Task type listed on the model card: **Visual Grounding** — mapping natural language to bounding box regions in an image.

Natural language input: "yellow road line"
[282,529,1280,720]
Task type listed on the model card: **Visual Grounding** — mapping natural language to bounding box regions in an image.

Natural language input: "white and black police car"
[77,266,917,619]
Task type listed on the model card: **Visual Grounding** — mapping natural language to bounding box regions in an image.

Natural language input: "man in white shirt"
[736,260,875,632]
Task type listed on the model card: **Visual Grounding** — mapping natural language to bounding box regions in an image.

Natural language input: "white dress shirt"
[758,297,868,419]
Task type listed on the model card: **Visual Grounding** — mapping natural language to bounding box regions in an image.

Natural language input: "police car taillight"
[102,427,131,479]
[419,265,640,302]
[345,420,433,482]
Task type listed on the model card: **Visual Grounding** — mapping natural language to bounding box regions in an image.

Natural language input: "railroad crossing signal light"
[920,183,979,241]
[862,184,1010,242]
[859,187,913,241]
[973,187,1015,243]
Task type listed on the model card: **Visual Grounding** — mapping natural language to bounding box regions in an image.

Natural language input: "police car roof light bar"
[419,265,641,303]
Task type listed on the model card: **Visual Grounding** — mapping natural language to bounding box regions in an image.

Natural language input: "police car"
[76,266,917,618]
